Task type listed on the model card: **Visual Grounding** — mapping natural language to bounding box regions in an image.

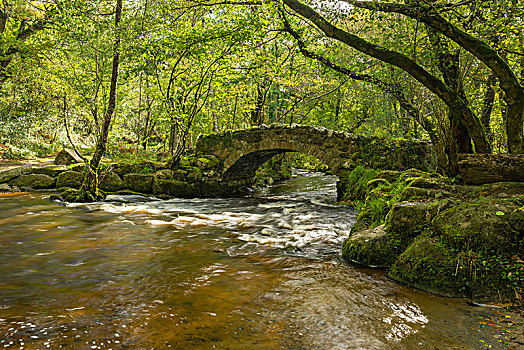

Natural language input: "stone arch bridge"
[195,124,432,195]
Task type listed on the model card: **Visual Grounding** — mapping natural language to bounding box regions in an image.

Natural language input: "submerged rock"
[9,174,55,189]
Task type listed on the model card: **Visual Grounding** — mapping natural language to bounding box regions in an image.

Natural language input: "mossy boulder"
[152,178,194,197]
[33,165,68,177]
[400,186,453,201]
[388,236,460,297]
[111,162,136,176]
[432,199,520,256]
[342,225,400,267]
[59,188,106,203]
[69,163,86,172]
[0,165,33,183]
[510,207,524,232]
[54,149,83,165]
[154,169,174,180]
[99,172,124,192]
[56,171,84,189]
[124,174,153,193]
[385,202,432,236]
[9,174,55,189]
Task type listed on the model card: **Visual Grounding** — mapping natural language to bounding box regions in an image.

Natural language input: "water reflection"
[0,171,504,349]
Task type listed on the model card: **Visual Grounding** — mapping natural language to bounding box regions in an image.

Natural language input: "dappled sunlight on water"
[0,171,506,349]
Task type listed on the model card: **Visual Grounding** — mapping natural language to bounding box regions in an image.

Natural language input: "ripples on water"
[0,170,504,349]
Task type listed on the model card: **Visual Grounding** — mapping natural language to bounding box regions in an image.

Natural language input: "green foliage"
[289,153,329,172]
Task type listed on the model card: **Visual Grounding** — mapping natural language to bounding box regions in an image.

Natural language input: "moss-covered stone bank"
[341,167,523,305]
[0,150,292,200]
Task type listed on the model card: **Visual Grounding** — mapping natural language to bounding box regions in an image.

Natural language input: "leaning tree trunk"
[79,0,122,201]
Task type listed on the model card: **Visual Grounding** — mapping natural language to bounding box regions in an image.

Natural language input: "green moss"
[342,225,403,267]
[59,188,106,203]
[388,236,461,297]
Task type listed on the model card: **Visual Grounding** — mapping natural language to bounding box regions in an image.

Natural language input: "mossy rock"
[408,176,452,190]
[155,169,174,180]
[376,170,401,183]
[69,163,86,173]
[0,165,33,183]
[59,188,106,203]
[432,199,520,256]
[138,160,164,173]
[33,165,68,177]
[509,207,524,232]
[152,178,194,197]
[400,186,453,201]
[384,200,455,236]
[124,174,153,193]
[388,236,460,297]
[56,171,84,189]
[473,182,524,198]
[111,162,136,176]
[9,174,56,189]
[54,149,83,166]
[342,225,401,267]
[99,172,124,192]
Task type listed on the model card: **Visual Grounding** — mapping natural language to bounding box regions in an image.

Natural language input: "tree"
[278,0,523,155]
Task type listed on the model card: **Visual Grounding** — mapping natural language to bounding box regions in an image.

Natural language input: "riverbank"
[339,166,523,308]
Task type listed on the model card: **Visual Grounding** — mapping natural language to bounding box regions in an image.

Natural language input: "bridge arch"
[196,124,359,183]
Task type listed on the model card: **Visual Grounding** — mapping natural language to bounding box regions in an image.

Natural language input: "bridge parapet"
[196,124,433,191]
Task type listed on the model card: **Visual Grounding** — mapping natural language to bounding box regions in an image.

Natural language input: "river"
[0,170,508,349]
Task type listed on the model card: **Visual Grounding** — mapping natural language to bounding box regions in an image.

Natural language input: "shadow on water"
[0,170,508,349]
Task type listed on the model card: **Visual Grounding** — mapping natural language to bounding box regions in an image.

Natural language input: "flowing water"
[0,170,508,349]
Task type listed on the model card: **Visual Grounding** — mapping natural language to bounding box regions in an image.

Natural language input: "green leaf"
[495,211,505,216]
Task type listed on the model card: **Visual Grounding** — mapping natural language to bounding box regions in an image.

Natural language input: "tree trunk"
[458,154,524,184]
[80,0,122,199]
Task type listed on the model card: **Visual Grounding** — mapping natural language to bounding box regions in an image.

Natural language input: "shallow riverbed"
[0,170,509,349]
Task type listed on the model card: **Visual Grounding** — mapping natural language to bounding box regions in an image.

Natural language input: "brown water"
[0,171,507,349]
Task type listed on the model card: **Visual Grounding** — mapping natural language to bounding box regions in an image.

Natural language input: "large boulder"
[33,165,68,177]
[510,207,524,232]
[342,225,400,267]
[124,174,153,193]
[0,165,33,183]
[111,162,136,177]
[153,178,194,197]
[388,236,460,297]
[54,149,83,165]
[99,172,124,192]
[385,201,432,236]
[432,199,520,256]
[56,171,84,189]
[9,174,55,189]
